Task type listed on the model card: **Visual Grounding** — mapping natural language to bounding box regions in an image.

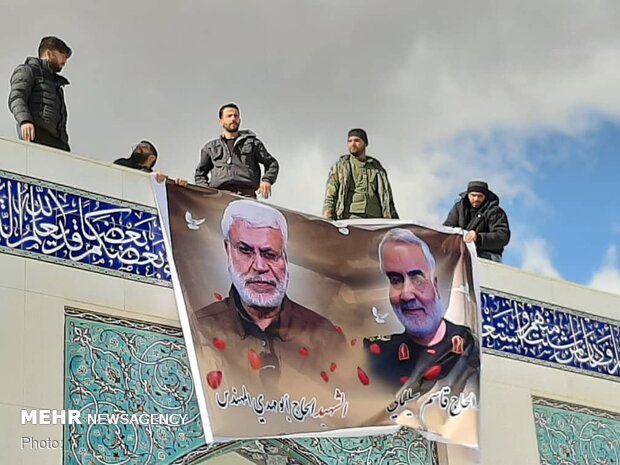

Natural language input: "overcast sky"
[2,0,619,293]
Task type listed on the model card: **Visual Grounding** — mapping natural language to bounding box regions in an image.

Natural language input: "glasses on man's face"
[132,144,155,158]
[230,241,283,263]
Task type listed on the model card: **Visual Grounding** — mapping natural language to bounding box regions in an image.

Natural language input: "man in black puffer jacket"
[8,36,72,151]
[443,180,511,262]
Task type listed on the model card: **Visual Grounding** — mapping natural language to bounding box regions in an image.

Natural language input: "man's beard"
[47,59,63,73]
[130,150,151,165]
[393,296,445,340]
[229,261,289,313]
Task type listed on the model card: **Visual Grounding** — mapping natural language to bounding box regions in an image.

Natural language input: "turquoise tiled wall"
[64,309,435,465]
[533,397,620,465]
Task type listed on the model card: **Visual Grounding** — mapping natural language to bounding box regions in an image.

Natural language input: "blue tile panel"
[533,397,620,465]
[0,170,170,286]
[481,290,620,381]
[64,311,204,464]
[64,310,436,465]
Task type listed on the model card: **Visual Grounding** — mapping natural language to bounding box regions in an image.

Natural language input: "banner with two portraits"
[153,182,481,447]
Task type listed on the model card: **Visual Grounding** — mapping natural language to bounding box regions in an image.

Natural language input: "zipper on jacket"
[224,134,249,165]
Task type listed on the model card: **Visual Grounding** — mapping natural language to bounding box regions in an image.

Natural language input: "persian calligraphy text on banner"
[153,182,481,447]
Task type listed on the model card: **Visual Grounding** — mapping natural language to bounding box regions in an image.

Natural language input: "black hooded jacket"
[443,189,511,256]
[8,57,70,148]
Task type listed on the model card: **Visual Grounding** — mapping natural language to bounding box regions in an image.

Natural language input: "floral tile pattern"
[64,310,203,464]
[532,397,620,465]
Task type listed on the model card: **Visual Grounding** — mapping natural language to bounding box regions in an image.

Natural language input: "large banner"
[153,182,481,447]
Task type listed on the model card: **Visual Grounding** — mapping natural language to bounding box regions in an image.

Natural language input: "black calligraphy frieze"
[481,290,620,381]
[0,171,170,286]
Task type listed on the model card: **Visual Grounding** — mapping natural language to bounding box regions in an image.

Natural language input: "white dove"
[185,211,206,231]
[372,306,388,324]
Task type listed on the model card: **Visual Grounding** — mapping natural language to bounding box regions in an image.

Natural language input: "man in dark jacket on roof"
[114,140,159,173]
[194,103,279,199]
[114,140,187,185]
[8,36,72,151]
[443,180,511,262]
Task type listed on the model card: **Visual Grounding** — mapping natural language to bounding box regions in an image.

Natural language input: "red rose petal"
[206,371,222,389]
[400,376,409,384]
[423,364,443,380]
[212,338,226,351]
[369,343,381,355]
[214,292,224,301]
[248,349,262,370]
[329,362,337,372]
[357,366,370,386]
[320,371,329,382]
[335,325,343,334]
[299,347,309,357]
[350,338,357,347]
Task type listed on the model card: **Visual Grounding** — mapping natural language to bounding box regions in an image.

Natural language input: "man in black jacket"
[8,36,72,151]
[114,140,186,185]
[194,103,279,199]
[114,140,159,173]
[443,180,510,262]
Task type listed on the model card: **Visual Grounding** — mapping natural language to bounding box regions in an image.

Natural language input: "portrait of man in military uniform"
[364,228,479,392]
[194,199,347,389]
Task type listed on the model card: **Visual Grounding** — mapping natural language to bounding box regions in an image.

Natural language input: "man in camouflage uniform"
[323,129,398,220]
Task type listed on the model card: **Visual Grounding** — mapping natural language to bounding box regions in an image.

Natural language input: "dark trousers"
[34,128,70,152]
[17,124,70,152]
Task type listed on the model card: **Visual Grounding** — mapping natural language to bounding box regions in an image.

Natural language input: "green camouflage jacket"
[322,155,399,220]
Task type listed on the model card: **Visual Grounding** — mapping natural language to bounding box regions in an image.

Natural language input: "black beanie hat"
[348,128,368,145]
[467,180,489,195]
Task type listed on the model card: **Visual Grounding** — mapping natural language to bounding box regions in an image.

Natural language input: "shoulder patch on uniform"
[398,343,410,361]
